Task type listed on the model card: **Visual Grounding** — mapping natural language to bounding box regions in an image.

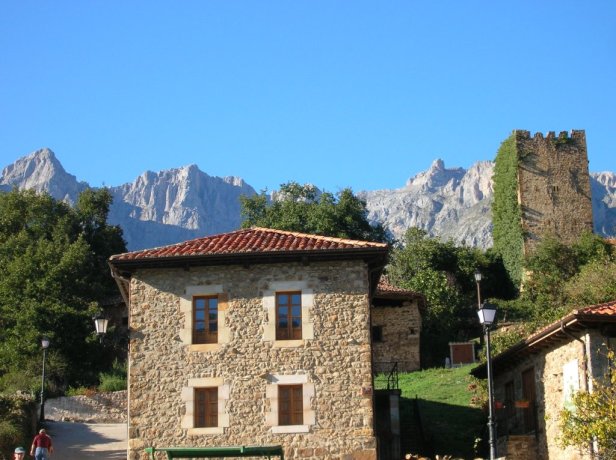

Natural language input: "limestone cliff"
[1,149,614,250]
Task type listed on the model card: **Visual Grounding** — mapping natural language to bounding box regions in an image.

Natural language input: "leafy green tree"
[521,231,614,324]
[387,228,512,367]
[559,351,616,459]
[0,189,126,392]
[565,258,616,306]
[240,182,390,243]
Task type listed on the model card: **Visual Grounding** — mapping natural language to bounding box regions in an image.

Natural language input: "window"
[182,377,229,434]
[372,325,383,342]
[181,287,229,350]
[194,387,218,428]
[278,384,303,426]
[262,282,314,346]
[193,296,218,344]
[265,374,314,433]
[276,292,302,340]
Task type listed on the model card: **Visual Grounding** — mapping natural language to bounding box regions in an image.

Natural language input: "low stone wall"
[46,391,127,423]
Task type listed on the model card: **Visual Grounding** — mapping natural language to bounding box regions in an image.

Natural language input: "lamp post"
[39,337,50,422]
[93,312,109,343]
[478,302,497,460]
[474,269,482,309]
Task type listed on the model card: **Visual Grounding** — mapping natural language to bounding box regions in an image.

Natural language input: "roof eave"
[109,247,388,273]
[471,312,616,379]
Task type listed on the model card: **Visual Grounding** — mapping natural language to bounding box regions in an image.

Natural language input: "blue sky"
[1,1,614,193]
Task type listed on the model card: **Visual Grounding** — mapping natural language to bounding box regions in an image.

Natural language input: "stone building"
[371,278,422,373]
[109,227,416,460]
[471,300,616,460]
[515,129,593,254]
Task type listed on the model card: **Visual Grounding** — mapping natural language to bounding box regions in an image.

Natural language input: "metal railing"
[374,361,400,390]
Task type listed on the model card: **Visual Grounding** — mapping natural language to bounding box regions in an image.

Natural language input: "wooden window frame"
[278,384,303,426]
[194,387,218,428]
[275,291,302,340]
[193,295,218,344]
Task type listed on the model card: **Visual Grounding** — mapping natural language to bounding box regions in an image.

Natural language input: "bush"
[0,394,36,459]
[98,374,126,392]
[0,420,21,456]
[559,350,616,458]
[0,369,38,395]
[97,359,126,392]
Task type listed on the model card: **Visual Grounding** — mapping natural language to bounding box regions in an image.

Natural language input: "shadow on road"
[45,420,127,460]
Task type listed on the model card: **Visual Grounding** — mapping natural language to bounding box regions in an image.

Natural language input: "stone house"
[471,300,616,460]
[371,278,422,373]
[109,227,420,460]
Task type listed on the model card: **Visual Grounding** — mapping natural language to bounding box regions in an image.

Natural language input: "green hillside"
[378,365,485,459]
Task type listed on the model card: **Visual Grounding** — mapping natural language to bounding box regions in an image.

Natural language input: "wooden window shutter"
[278,384,303,425]
[194,387,218,428]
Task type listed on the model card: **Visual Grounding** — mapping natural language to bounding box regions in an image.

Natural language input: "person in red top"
[30,428,53,460]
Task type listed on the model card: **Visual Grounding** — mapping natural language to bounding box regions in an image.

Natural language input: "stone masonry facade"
[371,302,421,373]
[515,129,593,254]
[493,329,610,460]
[126,260,377,460]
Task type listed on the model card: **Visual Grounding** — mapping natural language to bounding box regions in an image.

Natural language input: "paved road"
[44,421,127,459]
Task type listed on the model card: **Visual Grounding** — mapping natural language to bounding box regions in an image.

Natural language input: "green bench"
[145,445,284,459]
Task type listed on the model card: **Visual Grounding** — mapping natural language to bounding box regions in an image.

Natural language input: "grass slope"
[393,365,485,458]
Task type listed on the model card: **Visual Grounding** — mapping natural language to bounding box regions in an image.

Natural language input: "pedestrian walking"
[30,428,54,460]
[13,446,26,459]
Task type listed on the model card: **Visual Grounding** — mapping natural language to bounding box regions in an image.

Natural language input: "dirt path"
[44,421,127,459]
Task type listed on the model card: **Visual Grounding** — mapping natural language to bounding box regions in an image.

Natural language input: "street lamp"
[474,269,482,309]
[478,302,497,460]
[39,337,50,422]
[93,312,109,343]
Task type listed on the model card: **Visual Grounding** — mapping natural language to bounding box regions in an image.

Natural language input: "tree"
[0,189,126,392]
[559,351,616,459]
[387,228,512,366]
[240,182,390,243]
[521,232,615,325]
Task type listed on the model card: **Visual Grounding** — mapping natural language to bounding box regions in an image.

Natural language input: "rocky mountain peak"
[1,150,614,250]
[0,148,87,203]
[405,159,466,191]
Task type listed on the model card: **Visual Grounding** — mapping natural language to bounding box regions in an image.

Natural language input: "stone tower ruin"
[515,129,593,254]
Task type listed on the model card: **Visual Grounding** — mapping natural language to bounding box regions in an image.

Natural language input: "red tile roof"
[375,277,423,300]
[576,300,616,317]
[110,227,388,262]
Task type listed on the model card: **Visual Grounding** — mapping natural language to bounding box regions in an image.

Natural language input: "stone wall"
[127,260,377,460]
[493,329,609,460]
[505,435,538,460]
[371,302,421,372]
[515,130,593,254]
[46,391,127,423]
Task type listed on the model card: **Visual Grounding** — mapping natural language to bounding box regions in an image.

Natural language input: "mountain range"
[1,148,615,250]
